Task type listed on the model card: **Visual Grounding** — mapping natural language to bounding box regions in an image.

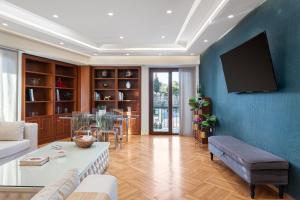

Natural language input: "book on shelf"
[56,89,60,101]
[19,156,49,166]
[94,91,101,101]
[27,88,35,101]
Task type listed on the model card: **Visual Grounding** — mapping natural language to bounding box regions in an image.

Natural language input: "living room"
[0,0,299,199]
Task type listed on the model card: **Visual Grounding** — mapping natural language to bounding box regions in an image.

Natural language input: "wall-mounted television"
[220,32,277,93]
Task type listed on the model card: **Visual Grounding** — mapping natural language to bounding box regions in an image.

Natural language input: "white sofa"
[32,169,117,200]
[0,122,38,165]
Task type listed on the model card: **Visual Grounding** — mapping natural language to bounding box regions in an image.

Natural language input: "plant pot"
[193,124,199,130]
[200,131,207,139]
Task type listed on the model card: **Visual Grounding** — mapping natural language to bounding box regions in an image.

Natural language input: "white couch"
[0,122,38,165]
[32,169,117,200]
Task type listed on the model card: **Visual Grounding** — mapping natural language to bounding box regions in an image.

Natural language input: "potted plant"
[200,114,217,138]
[188,97,209,111]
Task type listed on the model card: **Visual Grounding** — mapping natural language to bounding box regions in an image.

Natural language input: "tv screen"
[220,32,277,93]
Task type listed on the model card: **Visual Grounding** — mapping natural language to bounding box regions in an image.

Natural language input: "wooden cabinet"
[128,117,140,135]
[55,115,71,140]
[22,54,78,144]
[26,116,54,145]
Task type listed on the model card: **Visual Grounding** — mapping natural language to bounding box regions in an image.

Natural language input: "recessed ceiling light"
[2,23,8,26]
[52,14,59,18]
[93,53,98,56]
[228,14,234,19]
[119,36,124,39]
[59,42,64,45]
[190,53,195,56]
[161,35,166,39]
[125,53,130,56]
[107,12,114,16]
[166,10,173,14]
[204,39,208,43]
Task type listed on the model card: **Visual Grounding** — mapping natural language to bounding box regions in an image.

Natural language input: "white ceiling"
[0,0,265,57]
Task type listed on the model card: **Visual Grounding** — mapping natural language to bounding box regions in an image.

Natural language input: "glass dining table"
[59,112,139,148]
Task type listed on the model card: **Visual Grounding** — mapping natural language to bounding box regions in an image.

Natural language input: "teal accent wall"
[199,0,300,198]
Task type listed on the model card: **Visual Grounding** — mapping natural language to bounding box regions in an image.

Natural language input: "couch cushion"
[208,136,289,170]
[75,175,117,200]
[0,121,25,141]
[31,169,80,200]
[0,140,30,159]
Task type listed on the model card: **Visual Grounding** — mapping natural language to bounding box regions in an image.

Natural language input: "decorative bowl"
[73,135,96,148]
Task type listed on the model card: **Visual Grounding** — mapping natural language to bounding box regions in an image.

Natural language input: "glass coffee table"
[0,141,110,200]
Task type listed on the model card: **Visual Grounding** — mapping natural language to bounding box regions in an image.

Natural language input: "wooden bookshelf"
[22,54,78,144]
[91,66,141,134]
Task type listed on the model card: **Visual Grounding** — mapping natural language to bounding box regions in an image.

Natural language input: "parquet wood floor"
[107,135,293,200]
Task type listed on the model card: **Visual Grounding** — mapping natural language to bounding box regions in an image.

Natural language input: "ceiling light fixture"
[166,10,173,14]
[2,23,8,26]
[228,14,234,19]
[161,35,166,39]
[204,39,208,43]
[119,36,124,39]
[107,12,114,16]
[52,14,59,18]
[93,53,98,56]
[59,41,64,45]
[125,53,130,56]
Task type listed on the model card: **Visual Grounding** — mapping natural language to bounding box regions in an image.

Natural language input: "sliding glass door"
[149,69,179,134]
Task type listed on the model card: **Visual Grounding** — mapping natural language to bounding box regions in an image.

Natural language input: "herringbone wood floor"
[107,135,293,200]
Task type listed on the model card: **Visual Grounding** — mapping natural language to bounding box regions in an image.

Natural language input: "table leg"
[119,126,123,149]
[126,118,129,142]
[114,128,118,149]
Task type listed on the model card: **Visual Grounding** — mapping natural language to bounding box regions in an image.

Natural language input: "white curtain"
[179,67,195,136]
[0,48,18,122]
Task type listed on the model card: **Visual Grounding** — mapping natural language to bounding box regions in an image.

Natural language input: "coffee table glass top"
[0,142,109,187]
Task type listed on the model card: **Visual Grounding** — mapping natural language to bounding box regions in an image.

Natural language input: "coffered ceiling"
[0,0,265,57]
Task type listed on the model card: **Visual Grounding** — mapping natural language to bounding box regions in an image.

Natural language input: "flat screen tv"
[220,32,277,93]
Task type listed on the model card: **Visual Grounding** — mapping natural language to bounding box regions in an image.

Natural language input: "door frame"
[149,68,178,135]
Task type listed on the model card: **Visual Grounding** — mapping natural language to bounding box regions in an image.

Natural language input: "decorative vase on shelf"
[125,70,133,78]
[126,81,131,89]
[101,70,108,78]
[56,78,63,87]
[118,91,124,100]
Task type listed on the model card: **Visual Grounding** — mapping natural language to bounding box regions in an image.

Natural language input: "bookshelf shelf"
[26,71,52,76]
[56,100,75,103]
[94,88,115,91]
[56,87,74,90]
[56,74,75,79]
[26,85,52,89]
[118,78,139,80]
[26,101,52,103]
[118,88,139,91]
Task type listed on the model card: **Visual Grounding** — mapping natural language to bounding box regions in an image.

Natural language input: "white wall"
[141,66,150,135]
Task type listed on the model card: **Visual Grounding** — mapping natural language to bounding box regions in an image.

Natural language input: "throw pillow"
[0,121,25,141]
[31,169,80,200]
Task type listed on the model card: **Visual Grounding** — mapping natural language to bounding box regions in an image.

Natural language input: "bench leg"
[279,185,284,199]
[210,152,213,161]
[250,184,255,199]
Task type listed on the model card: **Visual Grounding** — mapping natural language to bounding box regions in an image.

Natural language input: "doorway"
[149,68,179,135]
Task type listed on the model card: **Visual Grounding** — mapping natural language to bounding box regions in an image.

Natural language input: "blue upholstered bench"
[208,136,289,199]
